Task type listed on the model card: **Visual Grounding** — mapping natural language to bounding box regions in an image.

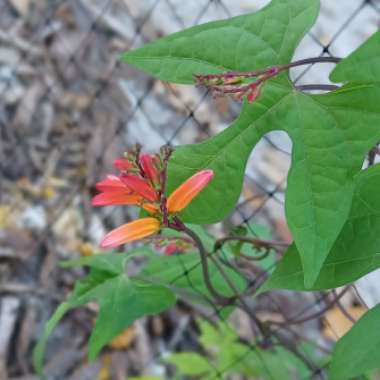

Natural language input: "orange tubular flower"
[93,149,214,249]
[167,170,214,213]
[100,218,161,248]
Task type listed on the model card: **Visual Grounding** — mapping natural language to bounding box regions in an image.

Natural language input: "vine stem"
[170,218,236,306]
[279,56,341,70]
[196,56,341,81]
[168,221,327,375]
[214,235,289,253]
[159,145,173,226]
[296,84,340,92]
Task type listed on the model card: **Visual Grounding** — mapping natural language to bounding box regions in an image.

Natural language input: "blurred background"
[0,0,379,379]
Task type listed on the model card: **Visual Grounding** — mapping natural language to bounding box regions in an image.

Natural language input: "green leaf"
[122,0,319,84]
[261,164,380,291]
[61,253,127,274]
[329,304,380,380]
[196,320,310,380]
[86,276,176,360]
[330,30,380,83]
[33,302,72,378]
[166,353,213,376]
[139,251,246,299]
[60,247,152,274]
[33,258,176,374]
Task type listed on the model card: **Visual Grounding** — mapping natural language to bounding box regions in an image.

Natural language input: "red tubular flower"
[120,175,158,202]
[167,170,214,213]
[164,243,179,256]
[92,192,142,206]
[113,158,133,171]
[95,175,127,192]
[140,154,159,183]
[100,217,161,248]
[93,149,214,250]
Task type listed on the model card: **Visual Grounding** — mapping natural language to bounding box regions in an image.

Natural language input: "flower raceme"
[92,150,214,248]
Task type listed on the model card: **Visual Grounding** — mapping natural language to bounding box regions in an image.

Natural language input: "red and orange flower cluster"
[92,148,213,249]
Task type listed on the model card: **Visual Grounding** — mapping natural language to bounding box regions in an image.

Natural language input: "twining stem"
[170,218,236,306]
[214,235,289,253]
[169,221,329,375]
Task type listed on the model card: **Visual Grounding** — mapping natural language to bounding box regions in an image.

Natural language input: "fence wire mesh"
[0,0,379,379]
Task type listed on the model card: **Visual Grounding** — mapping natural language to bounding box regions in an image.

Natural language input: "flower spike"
[167,170,214,213]
[94,147,213,249]
[100,217,161,248]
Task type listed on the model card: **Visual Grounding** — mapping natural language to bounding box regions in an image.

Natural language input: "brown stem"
[214,235,289,253]
[208,254,270,338]
[170,219,236,306]
[296,84,340,92]
[159,145,173,226]
[168,221,325,375]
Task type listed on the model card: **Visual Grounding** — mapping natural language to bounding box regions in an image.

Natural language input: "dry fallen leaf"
[323,305,367,340]
[109,326,136,350]
[77,241,95,257]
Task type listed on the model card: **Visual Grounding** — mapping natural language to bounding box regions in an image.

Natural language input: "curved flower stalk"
[92,146,214,248]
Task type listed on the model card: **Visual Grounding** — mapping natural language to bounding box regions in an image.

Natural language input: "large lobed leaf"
[122,0,380,287]
[260,164,380,292]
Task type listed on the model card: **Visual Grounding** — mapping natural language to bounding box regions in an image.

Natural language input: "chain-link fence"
[1,0,379,379]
